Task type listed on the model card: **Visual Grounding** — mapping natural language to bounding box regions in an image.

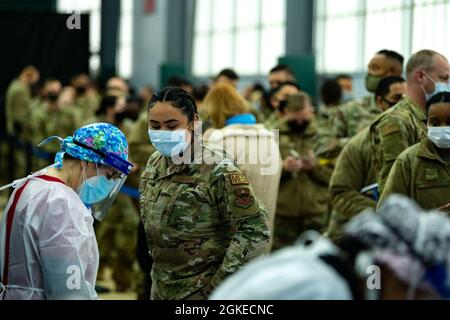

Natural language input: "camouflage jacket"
[315,96,381,160]
[139,143,270,300]
[379,138,450,211]
[369,96,428,193]
[5,79,31,138]
[263,112,280,130]
[316,105,339,132]
[29,102,79,153]
[276,118,331,222]
[127,111,156,188]
[327,128,377,240]
[73,94,100,119]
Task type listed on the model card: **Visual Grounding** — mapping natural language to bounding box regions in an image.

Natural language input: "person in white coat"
[203,83,282,250]
[0,123,133,300]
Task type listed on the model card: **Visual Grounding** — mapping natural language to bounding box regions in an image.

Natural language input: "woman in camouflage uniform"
[380,91,450,212]
[140,88,270,300]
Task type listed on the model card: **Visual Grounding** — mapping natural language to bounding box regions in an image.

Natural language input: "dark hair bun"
[148,87,198,121]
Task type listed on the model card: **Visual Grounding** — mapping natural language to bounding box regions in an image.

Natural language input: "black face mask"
[75,86,87,96]
[382,97,398,109]
[46,92,60,103]
[278,100,288,113]
[288,120,310,133]
[124,109,140,122]
[114,110,129,123]
[30,83,40,97]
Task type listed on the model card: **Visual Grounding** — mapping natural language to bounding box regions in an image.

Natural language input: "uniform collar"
[154,154,188,180]
[152,139,206,180]
[403,96,427,122]
[417,139,447,166]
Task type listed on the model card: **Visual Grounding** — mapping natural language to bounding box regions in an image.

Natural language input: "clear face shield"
[74,140,133,221]
[86,166,129,222]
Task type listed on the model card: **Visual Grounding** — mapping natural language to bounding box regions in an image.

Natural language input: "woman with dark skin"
[380,92,450,213]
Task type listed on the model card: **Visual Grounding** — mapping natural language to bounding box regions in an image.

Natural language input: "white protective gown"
[210,235,353,300]
[0,175,99,300]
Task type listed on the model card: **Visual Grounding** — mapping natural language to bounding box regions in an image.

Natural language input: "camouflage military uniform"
[316,105,338,132]
[127,111,155,188]
[274,118,332,251]
[127,111,156,299]
[95,192,140,291]
[264,112,280,130]
[5,79,32,138]
[326,128,377,241]
[253,104,273,124]
[28,102,79,171]
[379,138,450,211]
[29,97,45,115]
[4,79,32,180]
[139,143,270,300]
[315,96,381,160]
[369,96,428,193]
[73,94,100,120]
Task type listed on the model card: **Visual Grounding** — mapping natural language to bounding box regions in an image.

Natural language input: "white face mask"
[422,72,450,102]
[428,126,450,149]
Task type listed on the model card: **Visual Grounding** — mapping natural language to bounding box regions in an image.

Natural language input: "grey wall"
[101,0,120,82]
[128,0,370,99]
[286,0,314,56]
[165,0,195,68]
[131,0,168,90]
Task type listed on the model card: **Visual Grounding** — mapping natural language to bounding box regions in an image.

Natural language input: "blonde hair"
[203,83,250,129]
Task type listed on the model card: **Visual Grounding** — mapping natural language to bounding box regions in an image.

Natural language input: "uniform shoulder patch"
[229,174,249,186]
[234,188,255,209]
[380,123,401,137]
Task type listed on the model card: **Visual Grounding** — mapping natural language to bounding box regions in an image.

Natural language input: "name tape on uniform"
[229,174,249,186]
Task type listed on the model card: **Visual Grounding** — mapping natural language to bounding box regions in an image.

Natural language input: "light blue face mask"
[148,129,189,157]
[341,90,354,104]
[77,170,117,205]
[423,73,450,101]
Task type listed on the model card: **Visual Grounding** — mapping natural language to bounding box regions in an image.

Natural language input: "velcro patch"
[425,168,439,181]
[380,123,401,136]
[235,188,255,209]
[229,174,249,186]
[172,176,197,185]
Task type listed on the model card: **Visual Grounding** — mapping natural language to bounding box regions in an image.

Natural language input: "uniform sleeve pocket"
[141,168,157,180]
[381,131,407,162]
